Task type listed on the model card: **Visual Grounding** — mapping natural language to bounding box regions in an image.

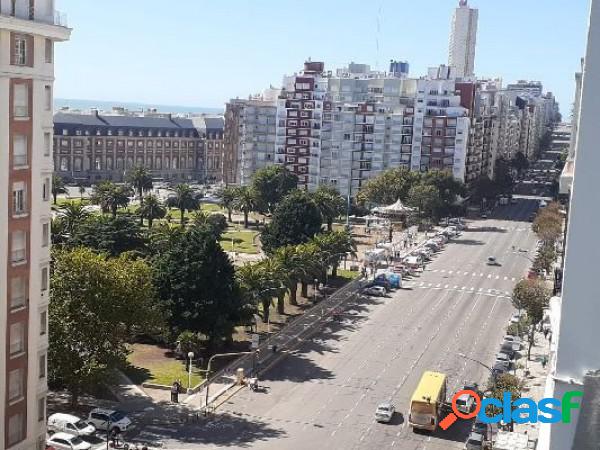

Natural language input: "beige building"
[0,1,70,448]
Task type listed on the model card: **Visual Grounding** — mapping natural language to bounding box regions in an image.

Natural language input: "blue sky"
[55,0,590,116]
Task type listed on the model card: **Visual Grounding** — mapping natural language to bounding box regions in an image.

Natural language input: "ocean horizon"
[54,98,223,115]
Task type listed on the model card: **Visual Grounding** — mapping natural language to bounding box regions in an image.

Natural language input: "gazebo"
[371,199,414,217]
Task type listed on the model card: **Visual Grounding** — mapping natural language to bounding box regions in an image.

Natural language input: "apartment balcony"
[1,5,68,27]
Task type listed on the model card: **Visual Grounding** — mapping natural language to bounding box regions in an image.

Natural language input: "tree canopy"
[49,248,162,406]
[251,166,298,214]
[69,215,147,257]
[357,167,420,206]
[313,184,346,231]
[260,190,323,254]
[152,225,244,347]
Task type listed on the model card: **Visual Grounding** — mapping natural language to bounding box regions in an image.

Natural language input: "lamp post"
[203,351,253,415]
[457,352,497,390]
[187,351,195,393]
[314,278,318,303]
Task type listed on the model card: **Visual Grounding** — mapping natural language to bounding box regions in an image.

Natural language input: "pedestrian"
[111,428,120,447]
[541,355,548,369]
[543,328,549,339]
[171,381,179,403]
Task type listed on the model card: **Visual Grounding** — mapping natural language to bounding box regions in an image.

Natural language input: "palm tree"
[90,181,113,214]
[52,175,68,205]
[91,182,131,218]
[260,257,287,315]
[78,184,86,201]
[233,186,256,229]
[58,202,90,236]
[311,230,357,279]
[236,263,280,324]
[295,242,323,298]
[273,245,305,307]
[138,194,166,228]
[313,185,346,231]
[127,166,153,206]
[168,183,200,227]
[217,186,237,222]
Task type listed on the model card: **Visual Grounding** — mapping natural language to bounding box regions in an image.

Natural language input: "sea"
[54,98,223,116]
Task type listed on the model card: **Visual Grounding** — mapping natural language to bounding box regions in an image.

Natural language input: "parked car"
[495,352,512,364]
[472,417,489,437]
[47,413,96,437]
[455,392,475,414]
[363,286,386,297]
[87,408,132,433]
[46,433,92,450]
[503,335,523,348]
[492,361,510,376]
[465,431,484,449]
[375,402,395,423]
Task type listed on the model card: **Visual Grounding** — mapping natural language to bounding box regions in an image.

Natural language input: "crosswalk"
[425,268,516,281]
[401,281,512,298]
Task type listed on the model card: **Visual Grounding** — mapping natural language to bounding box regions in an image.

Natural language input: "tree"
[152,226,244,347]
[357,167,420,206]
[494,157,515,194]
[407,183,441,223]
[273,245,305,306]
[486,373,524,422]
[237,261,284,322]
[313,185,346,231]
[421,171,466,218]
[217,186,237,222]
[70,215,147,257]
[260,190,322,254]
[192,212,228,239]
[127,166,154,207]
[310,231,356,279]
[57,202,90,237]
[78,183,86,200]
[532,206,563,244]
[251,166,298,215]
[533,243,557,274]
[512,279,551,360]
[471,176,501,206]
[233,186,257,229]
[138,194,166,228]
[52,175,68,205]
[167,184,201,226]
[90,181,132,218]
[49,248,162,406]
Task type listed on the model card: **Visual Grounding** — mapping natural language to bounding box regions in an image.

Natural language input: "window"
[10,277,27,310]
[40,311,48,337]
[13,33,28,66]
[41,267,49,293]
[44,132,51,156]
[60,157,69,171]
[13,83,29,117]
[45,85,52,111]
[39,354,46,379]
[7,413,25,446]
[12,181,26,215]
[73,157,82,171]
[42,223,49,247]
[45,38,53,63]
[38,397,46,422]
[11,230,26,264]
[43,178,50,201]
[13,134,27,167]
[9,323,25,357]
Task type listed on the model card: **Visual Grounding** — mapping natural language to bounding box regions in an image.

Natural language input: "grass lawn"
[125,344,204,387]
[54,197,85,207]
[336,269,361,280]
[200,202,224,213]
[220,230,259,254]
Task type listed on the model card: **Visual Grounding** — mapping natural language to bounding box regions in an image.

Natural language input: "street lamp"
[187,351,195,393]
[457,352,497,391]
[314,278,319,303]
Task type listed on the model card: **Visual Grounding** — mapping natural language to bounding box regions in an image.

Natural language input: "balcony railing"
[3,8,68,27]
[11,249,26,264]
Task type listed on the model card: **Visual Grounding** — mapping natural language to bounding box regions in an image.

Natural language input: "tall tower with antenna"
[448,0,479,78]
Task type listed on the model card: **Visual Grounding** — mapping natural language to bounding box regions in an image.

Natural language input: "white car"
[364,286,386,297]
[46,432,92,450]
[375,402,395,423]
[455,393,475,414]
[87,408,132,433]
[48,413,96,437]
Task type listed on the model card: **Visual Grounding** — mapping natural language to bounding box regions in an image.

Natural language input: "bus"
[408,371,447,431]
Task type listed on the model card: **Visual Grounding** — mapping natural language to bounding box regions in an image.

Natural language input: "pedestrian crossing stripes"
[401,282,512,298]
[427,269,515,281]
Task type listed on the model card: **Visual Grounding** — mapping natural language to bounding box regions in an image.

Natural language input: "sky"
[54,0,590,116]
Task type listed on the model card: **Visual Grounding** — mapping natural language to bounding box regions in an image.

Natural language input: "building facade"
[448,0,478,78]
[53,112,204,183]
[538,2,600,448]
[191,116,225,183]
[0,1,70,448]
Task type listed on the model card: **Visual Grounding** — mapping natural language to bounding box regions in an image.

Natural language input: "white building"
[0,1,70,448]
[448,0,478,79]
[538,1,600,448]
[560,59,584,195]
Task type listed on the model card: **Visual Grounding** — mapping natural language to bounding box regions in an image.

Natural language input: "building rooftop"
[54,112,196,130]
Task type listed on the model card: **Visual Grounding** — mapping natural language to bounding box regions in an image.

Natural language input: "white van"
[47,413,96,437]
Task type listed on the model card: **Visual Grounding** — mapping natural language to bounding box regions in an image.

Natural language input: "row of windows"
[56,156,198,172]
[59,138,201,149]
[62,128,198,138]
[12,82,53,118]
[11,31,53,67]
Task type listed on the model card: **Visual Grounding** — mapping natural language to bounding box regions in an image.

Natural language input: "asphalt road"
[136,199,540,450]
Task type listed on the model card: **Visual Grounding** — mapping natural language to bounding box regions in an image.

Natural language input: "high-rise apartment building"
[0,1,70,448]
[448,0,478,78]
[538,2,600,448]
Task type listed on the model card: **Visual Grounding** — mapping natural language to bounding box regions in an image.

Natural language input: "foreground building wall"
[0,0,70,448]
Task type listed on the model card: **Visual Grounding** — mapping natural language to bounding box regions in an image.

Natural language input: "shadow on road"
[451,239,485,246]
